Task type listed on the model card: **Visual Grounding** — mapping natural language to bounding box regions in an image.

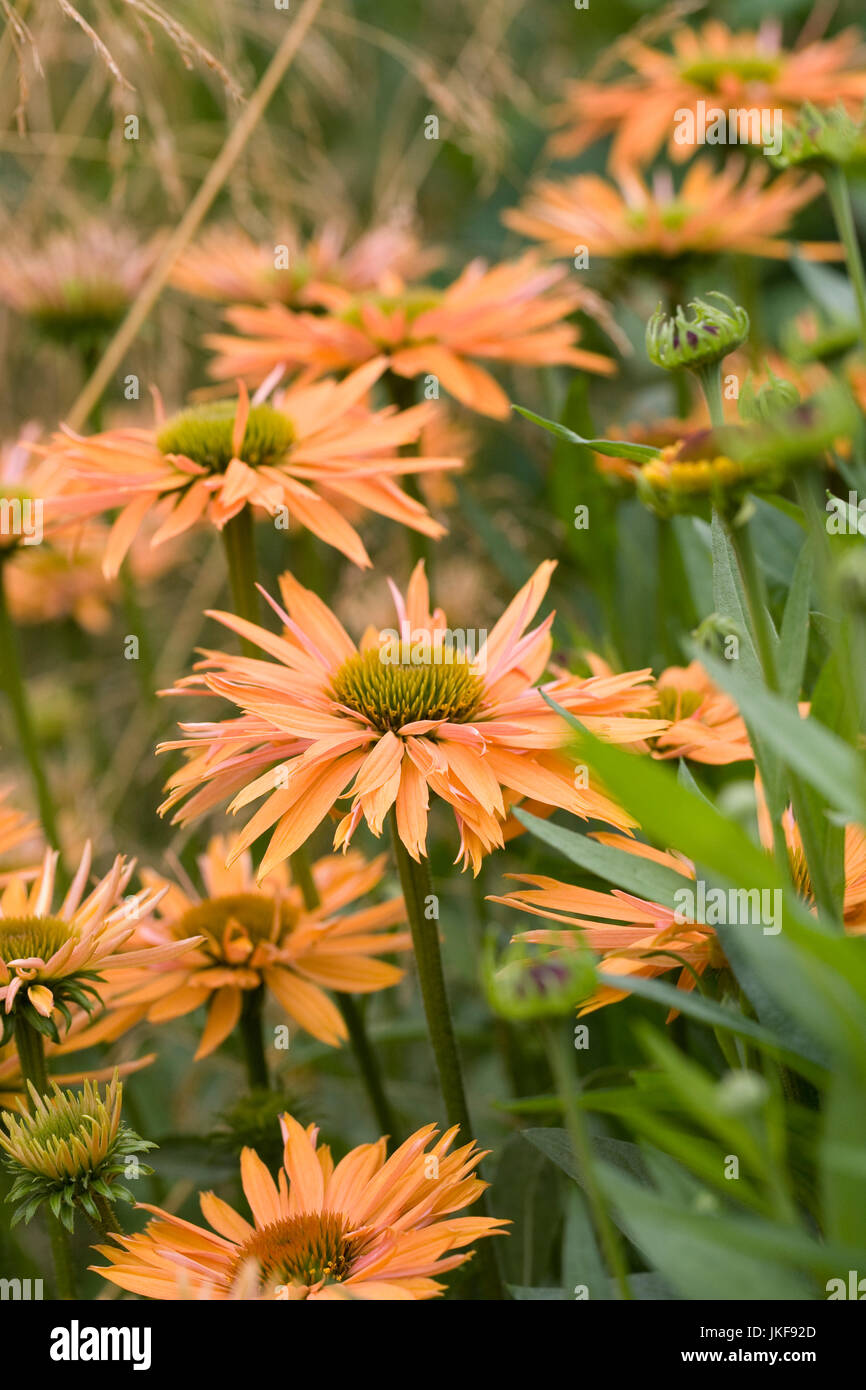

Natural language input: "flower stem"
[387,810,505,1299]
[239,986,270,1090]
[695,361,725,430]
[824,165,866,350]
[290,846,398,1140]
[387,810,471,1135]
[12,1016,77,1298]
[541,1018,632,1301]
[0,559,62,851]
[91,1193,124,1238]
[220,507,261,652]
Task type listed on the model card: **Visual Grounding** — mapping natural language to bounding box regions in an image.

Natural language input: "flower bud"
[646,293,749,374]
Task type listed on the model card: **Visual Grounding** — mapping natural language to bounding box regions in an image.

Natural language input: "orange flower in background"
[92,1112,506,1299]
[206,254,616,418]
[0,223,161,342]
[496,803,866,1014]
[492,834,717,1014]
[159,561,668,875]
[39,359,458,575]
[0,844,199,1042]
[504,160,842,264]
[112,837,410,1055]
[548,19,866,171]
[0,785,40,873]
[171,219,440,308]
[584,655,752,765]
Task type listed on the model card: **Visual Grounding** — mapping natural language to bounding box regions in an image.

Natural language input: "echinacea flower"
[504,160,842,266]
[159,562,668,875]
[584,655,752,765]
[0,844,199,1043]
[111,837,410,1056]
[206,254,616,419]
[0,223,160,352]
[548,19,866,172]
[40,359,459,575]
[495,804,866,1015]
[92,1111,506,1299]
[1,1074,154,1231]
[171,219,440,308]
[492,834,723,1014]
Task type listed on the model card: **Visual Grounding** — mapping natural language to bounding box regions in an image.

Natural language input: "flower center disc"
[178,893,295,952]
[653,687,705,722]
[156,402,294,473]
[679,55,781,90]
[330,649,485,732]
[0,915,71,966]
[234,1213,361,1292]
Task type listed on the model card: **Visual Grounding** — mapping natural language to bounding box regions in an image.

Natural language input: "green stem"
[387,810,471,1136]
[220,506,262,651]
[290,846,398,1140]
[541,1018,632,1301]
[0,560,63,851]
[12,1017,77,1298]
[13,1013,49,1096]
[239,986,270,1090]
[695,361,725,430]
[387,810,504,1299]
[824,165,866,350]
[92,1192,124,1238]
[385,370,430,573]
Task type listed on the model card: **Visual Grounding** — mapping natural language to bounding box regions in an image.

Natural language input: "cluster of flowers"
[1,10,865,1301]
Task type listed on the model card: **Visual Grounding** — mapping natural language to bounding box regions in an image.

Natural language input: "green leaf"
[512,404,658,462]
[513,808,688,908]
[778,541,813,703]
[562,1187,610,1300]
[695,645,866,823]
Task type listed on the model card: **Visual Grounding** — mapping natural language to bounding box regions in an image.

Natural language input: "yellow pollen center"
[0,916,71,968]
[156,402,294,473]
[330,649,485,732]
[233,1213,363,1292]
[178,894,295,957]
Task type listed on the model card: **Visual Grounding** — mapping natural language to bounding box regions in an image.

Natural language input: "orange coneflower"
[548,19,866,172]
[0,223,161,348]
[3,518,180,635]
[495,801,866,1014]
[0,844,199,1043]
[92,1111,506,1299]
[159,561,668,875]
[206,254,616,419]
[111,837,410,1056]
[39,359,459,575]
[504,160,842,265]
[584,654,752,765]
[171,219,440,309]
[492,834,723,1014]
